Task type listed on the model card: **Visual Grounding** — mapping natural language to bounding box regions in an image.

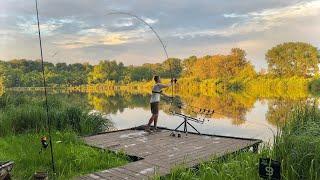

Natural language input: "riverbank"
[0,94,130,179]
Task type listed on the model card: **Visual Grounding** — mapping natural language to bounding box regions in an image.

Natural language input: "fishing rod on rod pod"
[35,0,56,174]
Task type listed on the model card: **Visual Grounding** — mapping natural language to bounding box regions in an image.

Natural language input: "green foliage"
[0,132,129,179]
[1,42,318,92]
[161,105,320,180]
[158,149,272,180]
[0,94,111,136]
[266,42,319,77]
[126,65,153,82]
[227,81,244,92]
[308,79,320,96]
[0,76,4,96]
[274,105,320,179]
[0,59,93,87]
[88,60,124,84]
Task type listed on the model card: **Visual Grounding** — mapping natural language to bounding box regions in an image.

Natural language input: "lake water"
[3,90,309,143]
[108,99,275,142]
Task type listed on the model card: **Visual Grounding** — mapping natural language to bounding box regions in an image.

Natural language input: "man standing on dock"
[145,76,175,132]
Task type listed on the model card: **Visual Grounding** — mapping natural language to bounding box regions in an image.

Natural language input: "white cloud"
[175,0,320,38]
[54,27,148,49]
[113,17,134,27]
[142,17,158,24]
[16,17,82,36]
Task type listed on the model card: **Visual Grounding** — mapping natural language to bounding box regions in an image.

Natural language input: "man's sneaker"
[144,126,151,133]
[151,127,161,132]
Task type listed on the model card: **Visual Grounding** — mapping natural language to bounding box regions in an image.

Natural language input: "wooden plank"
[97,168,135,180]
[78,128,261,180]
[110,167,149,180]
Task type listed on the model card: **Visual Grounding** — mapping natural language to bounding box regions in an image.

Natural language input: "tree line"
[0,42,319,88]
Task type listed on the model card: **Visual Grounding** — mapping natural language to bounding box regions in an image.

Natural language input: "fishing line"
[35,0,55,173]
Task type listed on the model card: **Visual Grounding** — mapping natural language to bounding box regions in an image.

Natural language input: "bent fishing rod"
[35,0,55,173]
[106,11,176,104]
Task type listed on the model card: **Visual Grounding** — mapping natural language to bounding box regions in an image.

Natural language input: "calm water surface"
[5,91,308,142]
[108,100,274,142]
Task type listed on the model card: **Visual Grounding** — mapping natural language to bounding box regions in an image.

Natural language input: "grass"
[273,105,320,179]
[308,78,320,96]
[0,93,128,179]
[159,104,320,180]
[156,149,272,180]
[0,131,129,180]
[0,93,110,136]
[1,88,320,179]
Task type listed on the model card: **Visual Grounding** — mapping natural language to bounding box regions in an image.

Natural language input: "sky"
[0,0,320,70]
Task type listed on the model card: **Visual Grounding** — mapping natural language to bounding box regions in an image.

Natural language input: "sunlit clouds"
[0,0,319,70]
[175,0,320,38]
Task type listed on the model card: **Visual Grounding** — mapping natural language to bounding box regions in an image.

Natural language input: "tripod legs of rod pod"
[173,117,201,136]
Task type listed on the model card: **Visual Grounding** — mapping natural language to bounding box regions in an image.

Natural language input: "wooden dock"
[78,127,261,180]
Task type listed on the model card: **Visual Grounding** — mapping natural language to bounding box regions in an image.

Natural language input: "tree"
[127,65,153,82]
[184,48,254,80]
[88,60,124,84]
[182,56,197,77]
[161,58,182,78]
[266,42,319,77]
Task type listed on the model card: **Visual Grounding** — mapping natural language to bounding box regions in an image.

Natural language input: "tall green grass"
[274,105,320,179]
[0,94,110,136]
[0,132,129,179]
[157,149,272,180]
[0,93,126,179]
[161,104,320,180]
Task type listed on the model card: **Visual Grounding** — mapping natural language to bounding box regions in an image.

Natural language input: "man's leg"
[153,102,159,130]
[153,114,159,129]
[147,115,155,126]
[145,114,155,132]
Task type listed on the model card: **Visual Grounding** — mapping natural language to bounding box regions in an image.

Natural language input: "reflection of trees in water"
[177,93,256,125]
[87,90,258,125]
[0,87,3,97]
[4,91,90,109]
[266,99,311,126]
[8,89,316,127]
[88,92,150,114]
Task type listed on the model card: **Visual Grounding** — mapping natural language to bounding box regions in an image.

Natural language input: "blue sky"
[1,0,319,70]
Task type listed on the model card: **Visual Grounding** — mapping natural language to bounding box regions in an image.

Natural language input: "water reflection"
[2,89,315,142]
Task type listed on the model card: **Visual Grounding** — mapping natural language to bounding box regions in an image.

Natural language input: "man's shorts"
[150,102,159,115]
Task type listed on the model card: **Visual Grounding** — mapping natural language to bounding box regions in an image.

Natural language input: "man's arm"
[158,82,173,89]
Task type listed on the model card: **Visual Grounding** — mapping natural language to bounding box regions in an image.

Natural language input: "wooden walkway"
[78,127,261,180]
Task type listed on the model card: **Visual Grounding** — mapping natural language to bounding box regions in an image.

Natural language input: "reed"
[0,94,111,136]
[160,104,320,180]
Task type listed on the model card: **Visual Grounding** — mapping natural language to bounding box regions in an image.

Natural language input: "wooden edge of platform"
[83,125,263,144]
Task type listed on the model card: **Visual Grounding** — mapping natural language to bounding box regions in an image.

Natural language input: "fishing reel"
[193,108,214,116]
[191,108,214,122]
[171,78,177,84]
[39,136,48,154]
[41,136,48,148]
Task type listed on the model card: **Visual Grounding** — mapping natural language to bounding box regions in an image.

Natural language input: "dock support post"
[252,144,259,153]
